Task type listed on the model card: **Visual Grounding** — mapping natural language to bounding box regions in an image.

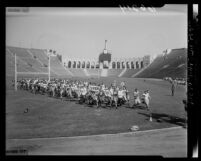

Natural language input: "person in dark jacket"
[171,80,177,96]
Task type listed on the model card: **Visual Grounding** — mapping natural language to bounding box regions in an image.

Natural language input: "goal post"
[14,50,53,91]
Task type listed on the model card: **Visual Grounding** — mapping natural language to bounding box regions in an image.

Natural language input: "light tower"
[103,40,108,54]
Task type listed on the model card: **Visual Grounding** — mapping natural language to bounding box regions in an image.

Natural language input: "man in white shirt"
[133,88,141,106]
[142,90,152,121]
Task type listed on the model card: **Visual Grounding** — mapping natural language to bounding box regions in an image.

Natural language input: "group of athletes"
[15,78,153,121]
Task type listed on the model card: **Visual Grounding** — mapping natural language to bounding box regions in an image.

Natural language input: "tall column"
[109,62,112,69]
[76,61,79,68]
[129,62,131,69]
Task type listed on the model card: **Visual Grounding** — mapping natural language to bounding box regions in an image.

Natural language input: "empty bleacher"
[121,69,141,77]
[68,68,86,77]
[20,57,43,67]
[107,69,123,77]
[6,46,72,78]
[86,69,101,77]
[7,46,32,58]
[50,57,72,76]
[29,48,48,66]
[135,48,187,79]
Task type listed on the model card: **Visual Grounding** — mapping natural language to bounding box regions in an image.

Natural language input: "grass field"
[6,77,187,139]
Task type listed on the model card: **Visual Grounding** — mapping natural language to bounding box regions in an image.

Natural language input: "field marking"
[7,126,184,141]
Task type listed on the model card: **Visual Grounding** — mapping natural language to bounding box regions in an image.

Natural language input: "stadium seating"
[6,49,38,73]
[135,48,187,79]
[7,46,32,58]
[49,57,72,76]
[86,69,101,77]
[107,69,123,77]
[6,46,187,79]
[20,57,43,67]
[29,48,48,66]
[6,46,72,78]
[68,68,87,77]
[120,69,141,77]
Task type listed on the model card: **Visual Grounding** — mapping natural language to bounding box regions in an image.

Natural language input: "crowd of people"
[163,77,186,85]
[10,76,189,125]
[14,78,152,119]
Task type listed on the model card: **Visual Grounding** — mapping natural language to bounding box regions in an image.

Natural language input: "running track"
[6,126,187,157]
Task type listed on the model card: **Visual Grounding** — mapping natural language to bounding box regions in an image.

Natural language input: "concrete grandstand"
[6,46,187,80]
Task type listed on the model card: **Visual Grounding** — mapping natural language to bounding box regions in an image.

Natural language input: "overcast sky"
[6,5,187,61]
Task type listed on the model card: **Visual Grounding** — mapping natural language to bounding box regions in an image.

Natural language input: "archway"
[122,62,125,69]
[73,61,76,68]
[82,61,85,68]
[77,61,81,68]
[126,62,130,69]
[112,62,116,69]
[117,62,120,69]
[86,61,90,68]
[131,62,134,69]
[68,61,72,68]
[91,62,95,69]
[96,63,100,69]
[141,61,144,68]
[136,61,139,69]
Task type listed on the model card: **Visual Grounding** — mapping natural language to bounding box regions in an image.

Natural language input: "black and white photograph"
[5,5,189,156]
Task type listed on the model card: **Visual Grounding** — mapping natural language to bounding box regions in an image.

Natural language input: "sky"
[6,5,187,61]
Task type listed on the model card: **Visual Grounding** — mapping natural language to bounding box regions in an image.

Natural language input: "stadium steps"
[86,69,101,77]
[134,48,187,78]
[83,69,90,76]
[58,57,73,76]
[120,69,141,77]
[107,69,123,77]
[6,49,26,66]
[27,49,44,67]
[68,68,86,77]
[29,48,49,66]
[132,63,151,77]
[6,48,15,57]
[56,58,74,76]
[101,69,108,77]
[7,46,32,58]
[118,68,127,77]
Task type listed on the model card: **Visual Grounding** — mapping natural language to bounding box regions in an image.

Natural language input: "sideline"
[7,126,183,141]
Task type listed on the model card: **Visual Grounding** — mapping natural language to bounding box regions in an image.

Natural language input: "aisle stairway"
[101,69,108,77]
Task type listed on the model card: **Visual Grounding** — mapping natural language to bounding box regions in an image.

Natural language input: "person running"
[133,88,141,106]
[113,80,117,88]
[120,81,126,88]
[142,90,152,122]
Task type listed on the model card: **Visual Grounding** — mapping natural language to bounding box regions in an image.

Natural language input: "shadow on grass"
[138,112,186,127]
[126,104,146,110]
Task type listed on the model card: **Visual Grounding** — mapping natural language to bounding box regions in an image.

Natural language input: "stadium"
[6,6,188,156]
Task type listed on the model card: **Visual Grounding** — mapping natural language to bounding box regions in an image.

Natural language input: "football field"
[6,77,187,140]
